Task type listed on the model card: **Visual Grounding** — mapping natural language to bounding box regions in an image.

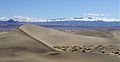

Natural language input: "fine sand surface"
[0,24,120,62]
[61,29,120,45]
[0,32,8,34]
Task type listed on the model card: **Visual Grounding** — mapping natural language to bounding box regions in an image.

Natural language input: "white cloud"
[0,17,10,21]
[0,16,119,22]
[101,14,105,16]
[83,13,105,16]
[88,13,99,16]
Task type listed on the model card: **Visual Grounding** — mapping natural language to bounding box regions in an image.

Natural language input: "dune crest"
[19,24,111,46]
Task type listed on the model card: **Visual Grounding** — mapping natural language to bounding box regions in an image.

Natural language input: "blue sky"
[0,0,119,18]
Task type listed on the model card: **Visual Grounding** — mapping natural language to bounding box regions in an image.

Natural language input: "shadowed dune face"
[0,28,59,55]
[0,24,120,62]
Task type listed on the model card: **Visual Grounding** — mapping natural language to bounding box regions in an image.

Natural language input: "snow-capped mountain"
[0,16,48,22]
[0,16,120,22]
[50,17,120,22]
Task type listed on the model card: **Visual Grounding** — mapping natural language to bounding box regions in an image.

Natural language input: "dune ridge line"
[19,24,61,53]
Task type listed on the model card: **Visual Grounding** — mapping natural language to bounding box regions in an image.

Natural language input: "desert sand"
[0,24,119,62]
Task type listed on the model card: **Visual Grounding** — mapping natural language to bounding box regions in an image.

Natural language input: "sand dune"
[19,24,114,46]
[61,29,120,45]
[0,28,59,53]
[111,30,120,41]
[0,24,119,62]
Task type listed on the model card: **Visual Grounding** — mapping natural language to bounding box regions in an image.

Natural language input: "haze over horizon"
[0,0,119,19]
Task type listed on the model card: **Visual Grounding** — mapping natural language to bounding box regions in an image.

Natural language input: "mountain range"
[0,16,120,22]
[0,17,120,30]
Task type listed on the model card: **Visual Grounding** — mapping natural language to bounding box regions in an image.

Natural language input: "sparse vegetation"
[53,45,120,56]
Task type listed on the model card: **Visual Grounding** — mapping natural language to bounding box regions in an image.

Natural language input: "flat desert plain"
[0,24,120,62]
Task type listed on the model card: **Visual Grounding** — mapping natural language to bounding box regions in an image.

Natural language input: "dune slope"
[19,24,113,46]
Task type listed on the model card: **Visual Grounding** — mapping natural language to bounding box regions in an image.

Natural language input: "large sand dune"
[0,24,119,62]
[19,24,114,46]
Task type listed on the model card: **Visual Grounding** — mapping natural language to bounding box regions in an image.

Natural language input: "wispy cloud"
[84,13,105,16]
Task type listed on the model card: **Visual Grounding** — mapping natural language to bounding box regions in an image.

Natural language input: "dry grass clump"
[53,45,120,56]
